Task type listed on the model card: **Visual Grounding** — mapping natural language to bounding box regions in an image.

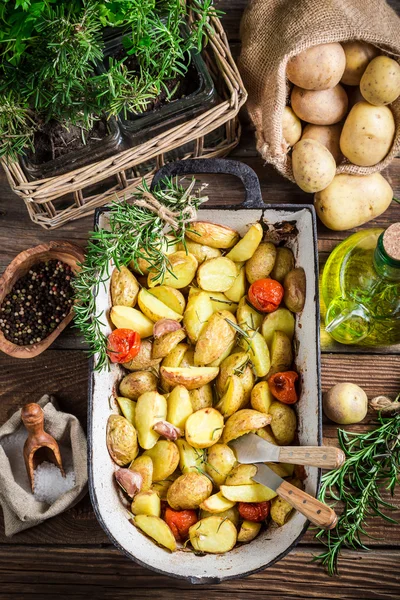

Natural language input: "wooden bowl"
[0,241,85,359]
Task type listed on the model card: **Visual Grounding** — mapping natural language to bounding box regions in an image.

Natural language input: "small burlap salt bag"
[0,395,87,536]
[239,0,400,182]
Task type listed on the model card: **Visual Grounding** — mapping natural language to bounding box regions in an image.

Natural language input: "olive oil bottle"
[322,223,400,346]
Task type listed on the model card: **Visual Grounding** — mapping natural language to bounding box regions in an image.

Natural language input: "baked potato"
[119,371,158,400]
[205,443,237,487]
[167,472,213,510]
[111,266,139,307]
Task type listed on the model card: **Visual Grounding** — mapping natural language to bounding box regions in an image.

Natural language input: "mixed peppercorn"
[0,260,74,346]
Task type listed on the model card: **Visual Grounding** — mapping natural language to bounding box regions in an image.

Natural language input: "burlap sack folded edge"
[239,0,400,183]
[0,394,88,536]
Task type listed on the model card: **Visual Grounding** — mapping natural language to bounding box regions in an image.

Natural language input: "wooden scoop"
[21,403,65,491]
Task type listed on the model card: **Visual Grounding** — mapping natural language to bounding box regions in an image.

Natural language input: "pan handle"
[149,158,264,209]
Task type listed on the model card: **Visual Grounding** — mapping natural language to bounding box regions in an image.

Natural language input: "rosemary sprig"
[313,404,400,576]
[73,176,207,371]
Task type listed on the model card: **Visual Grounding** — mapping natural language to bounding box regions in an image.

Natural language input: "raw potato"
[282,106,302,146]
[239,331,270,377]
[129,455,153,491]
[148,286,185,315]
[225,464,257,486]
[238,520,262,543]
[111,266,139,307]
[215,375,245,418]
[183,291,213,343]
[224,266,246,303]
[360,56,400,105]
[152,328,186,360]
[314,172,393,230]
[245,242,277,284]
[283,268,306,313]
[221,483,277,503]
[167,385,193,429]
[222,409,271,444]
[134,515,176,552]
[208,292,238,314]
[110,305,153,338]
[176,438,206,474]
[189,384,213,411]
[148,251,198,289]
[226,223,263,262]
[217,352,254,401]
[341,41,378,86]
[200,507,239,527]
[340,102,395,166]
[185,407,224,448]
[270,247,295,284]
[131,490,161,517]
[286,43,346,90]
[123,340,161,371]
[268,330,293,376]
[301,123,343,163]
[135,391,167,450]
[138,288,183,322]
[143,440,179,481]
[106,415,138,466]
[200,492,236,513]
[119,371,157,400]
[270,401,297,445]
[292,139,336,193]
[189,516,237,554]
[160,366,219,390]
[205,443,237,486]
[167,472,212,510]
[251,381,274,414]
[185,221,240,249]
[116,396,136,425]
[197,256,237,292]
[270,478,302,526]
[194,311,237,365]
[178,238,222,263]
[262,307,295,348]
[291,84,348,125]
[323,382,368,424]
[237,296,263,332]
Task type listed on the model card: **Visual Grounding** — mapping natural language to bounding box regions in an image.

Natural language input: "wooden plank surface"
[0,0,400,597]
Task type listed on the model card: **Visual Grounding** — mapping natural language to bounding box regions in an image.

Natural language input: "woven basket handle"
[150,158,264,209]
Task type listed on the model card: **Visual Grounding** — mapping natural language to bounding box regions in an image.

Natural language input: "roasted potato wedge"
[152,328,187,360]
[266,463,295,478]
[189,516,237,554]
[270,401,297,445]
[167,385,193,429]
[135,391,167,450]
[250,381,274,414]
[138,288,183,322]
[216,352,254,402]
[110,305,153,338]
[245,242,276,284]
[215,375,245,418]
[257,425,278,445]
[222,409,271,444]
[199,492,236,513]
[148,251,198,289]
[236,296,263,332]
[176,438,206,474]
[189,383,213,411]
[111,266,139,307]
[160,366,219,390]
[151,474,178,500]
[123,340,161,371]
[134,515,176,551]
[160,342,189,392]
[130,236,179,275]
[270,478,302,526]
[239,331,271,377]
[131,490,161,517]
[268,330,293,376]
[262,308,295,348]
[129,455,153,491]
[224,266,246,303]
[143,440,179,481]
[180,348,195,367]
[116,396,136,425]
[178,238,222,263]
[185,407,224,448]
[183,290,213,343]
[205,443,237,487]
[106,415,138,466]
[194,311,237,366]
[185,221,240,249]
[220,483,277,503]
[237,520,262,543]
[225,463,257,486]
[200,506,240,527]
[119,371,157,401]
[167,472,212,510]
[148,285,186,315]
[208,292,238,314]
[207,340,236,368]
[197,257,238,292]
[226,223,263,262]
[270,247,295,283]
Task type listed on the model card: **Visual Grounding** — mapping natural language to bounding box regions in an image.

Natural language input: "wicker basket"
[1,8,247,230]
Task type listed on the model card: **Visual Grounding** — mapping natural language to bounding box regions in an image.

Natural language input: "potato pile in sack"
[239,0,400,230]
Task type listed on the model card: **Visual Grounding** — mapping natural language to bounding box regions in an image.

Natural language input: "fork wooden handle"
[277,479,338,530]
[279,446,345,469]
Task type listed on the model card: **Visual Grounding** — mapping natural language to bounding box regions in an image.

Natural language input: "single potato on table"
[282,106,302,146]
[292,139,336,193]
[291,84,348,125]
[301,123,343,163]
[360,56,400,105]
[286,42,346,90]
[340,41,378,86]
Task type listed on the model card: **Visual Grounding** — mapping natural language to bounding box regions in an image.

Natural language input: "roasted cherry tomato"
[238,501,271,522]
[268,371,299,404]
[107,328,141,364]
[248,278,284,313]
[164,507,198,542]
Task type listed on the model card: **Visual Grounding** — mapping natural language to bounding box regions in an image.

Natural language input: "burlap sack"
[239,0,400,182]
[0,395,87,536]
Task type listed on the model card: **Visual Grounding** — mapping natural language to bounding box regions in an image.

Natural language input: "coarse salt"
[33,462,76,504]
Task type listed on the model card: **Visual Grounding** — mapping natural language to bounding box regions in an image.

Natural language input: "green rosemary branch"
[72,176,208,371]
[313,403,400,576]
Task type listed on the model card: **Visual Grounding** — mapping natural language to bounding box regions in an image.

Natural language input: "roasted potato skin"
[111,266,140,307]
[194,310,237,366]
[270,247,295,283]
[205,443,237,487]
[222,409,271,444]
[270,401,297,445]
[283,268,306,313]
[167,472,213,510]
[152,328,187,360]
[123,340,161,371]
[185,221,240,249]
[245,242,277,284]
[119,371,158,400]
[106,415,138,466]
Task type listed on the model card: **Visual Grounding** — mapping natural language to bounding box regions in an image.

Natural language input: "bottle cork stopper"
[383,223,400,261]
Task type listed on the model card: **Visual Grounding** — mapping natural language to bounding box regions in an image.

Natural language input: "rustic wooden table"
[1,2,400,598]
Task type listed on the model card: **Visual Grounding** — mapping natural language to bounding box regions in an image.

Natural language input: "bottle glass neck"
[373,233,400,282]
